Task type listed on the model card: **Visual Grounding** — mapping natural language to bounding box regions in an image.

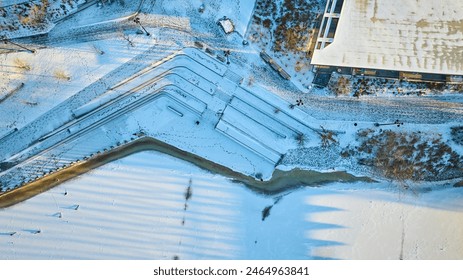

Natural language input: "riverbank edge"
[0,136,374,208]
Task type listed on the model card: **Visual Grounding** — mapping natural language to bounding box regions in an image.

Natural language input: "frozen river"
[1,151,462,259]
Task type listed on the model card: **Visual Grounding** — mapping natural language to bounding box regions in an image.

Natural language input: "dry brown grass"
[54,69,70,81]
[13,58,31,71]
[18,1,49,26]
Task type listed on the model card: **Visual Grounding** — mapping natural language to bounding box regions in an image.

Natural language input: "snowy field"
[0,33,174,137]
[1,151,462,260]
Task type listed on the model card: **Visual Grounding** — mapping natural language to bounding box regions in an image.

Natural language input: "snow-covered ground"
[1,150,462,259]
[0,33,172,137]
[310,186,463,259]
[1,0,463,261]
[143,0,255,36]
[53,0,142,31]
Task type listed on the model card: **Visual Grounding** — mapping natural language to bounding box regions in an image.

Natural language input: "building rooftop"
[218,17,235,34]
[311,0,463,76]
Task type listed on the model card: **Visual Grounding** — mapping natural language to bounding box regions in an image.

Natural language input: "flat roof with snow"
[218,18,235,34]
[312,0,463,76]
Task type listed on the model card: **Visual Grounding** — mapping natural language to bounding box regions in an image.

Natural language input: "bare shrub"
[247,75,255,86]
[354,130,463,183]
[19,2,49,26]
[329,75,352,95]
[54,69,70,81]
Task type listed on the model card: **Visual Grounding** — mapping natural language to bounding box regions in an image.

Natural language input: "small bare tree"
[295,133,305,146]
[119,30,134,48]
[318,126,337,148]
[92,44,105,55]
